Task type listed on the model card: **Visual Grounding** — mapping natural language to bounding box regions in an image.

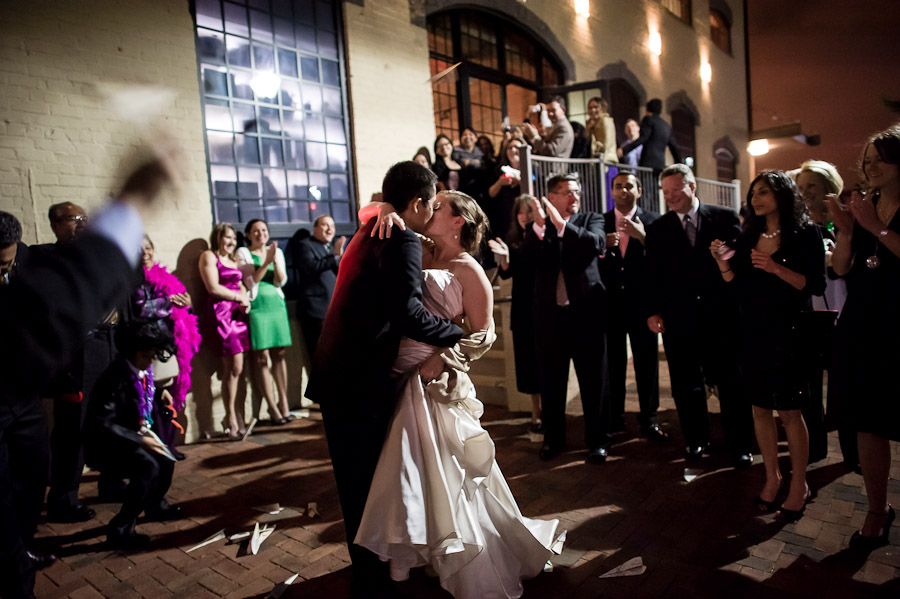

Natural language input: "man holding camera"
[522,96,574,158]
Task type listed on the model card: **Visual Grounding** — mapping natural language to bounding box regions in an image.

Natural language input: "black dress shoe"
[641,424,669,443]
[26,550,57,570]
[539,443,563,461]
[587,446,608,464]
[684,444,708,461]
[47,504,96,523]
[107,532,151,550]
[733,453,753,470]
[145,504,182,522]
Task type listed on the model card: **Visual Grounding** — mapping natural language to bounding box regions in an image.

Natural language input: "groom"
[307,161,463,592]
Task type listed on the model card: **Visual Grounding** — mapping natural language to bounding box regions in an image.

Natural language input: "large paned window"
[671,106,697,171]
[193,0,353,231]
[428,11,563,147]
[661,0,692,25]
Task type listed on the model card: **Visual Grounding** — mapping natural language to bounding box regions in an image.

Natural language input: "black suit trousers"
[537,306,611,450]
[320,393,395,577]
[95,445,173,538]
[607,311,660,427]
[0,396,49,599]
[48,328,116,511]
[662,329,753,454]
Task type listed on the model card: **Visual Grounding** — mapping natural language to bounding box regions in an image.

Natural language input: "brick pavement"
[33,361,900,599]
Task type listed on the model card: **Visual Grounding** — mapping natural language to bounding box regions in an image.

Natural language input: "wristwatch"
[880,228,890,237]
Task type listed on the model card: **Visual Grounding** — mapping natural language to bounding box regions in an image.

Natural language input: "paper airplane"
[250,522,276,555]
[427,62,461,86]
[253,503,285,515]
[242,418,258,441]
[95,82,178,125]
[683,468,703,483]
[228,531,251,544]
[307,502,319,518]
[599,556,647,579]
[186,529,225,553]
[266,573,300,599]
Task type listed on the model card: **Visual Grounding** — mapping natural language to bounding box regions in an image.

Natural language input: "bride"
[355,190,563,599]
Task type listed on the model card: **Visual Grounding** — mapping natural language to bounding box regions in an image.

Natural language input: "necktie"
[684,214,696,248]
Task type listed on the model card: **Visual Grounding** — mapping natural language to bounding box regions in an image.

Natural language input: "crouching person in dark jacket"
[85,318,182,550]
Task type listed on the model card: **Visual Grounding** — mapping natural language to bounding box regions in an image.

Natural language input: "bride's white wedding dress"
[355,269,562,599]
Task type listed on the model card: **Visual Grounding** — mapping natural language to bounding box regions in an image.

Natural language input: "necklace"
[760,229,781,239]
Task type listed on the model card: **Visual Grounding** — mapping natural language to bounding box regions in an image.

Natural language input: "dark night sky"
[748,0,900,186]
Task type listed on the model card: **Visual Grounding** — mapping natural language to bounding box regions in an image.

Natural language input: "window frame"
[428,10,564,147]
[660,0,692,26]
[192,0,357,238]
[709,8,732,55]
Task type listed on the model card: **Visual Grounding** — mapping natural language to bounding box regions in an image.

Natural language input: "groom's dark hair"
[382,161,438,213]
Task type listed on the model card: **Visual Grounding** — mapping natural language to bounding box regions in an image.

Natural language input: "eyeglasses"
[61,215,88,224]
[550,190,581,198]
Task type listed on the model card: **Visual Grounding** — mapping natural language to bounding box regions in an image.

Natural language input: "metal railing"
[522,146,741,214]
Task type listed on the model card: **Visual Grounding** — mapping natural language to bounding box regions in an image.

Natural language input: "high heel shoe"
[849,505,895,550]
[221,419,240,441]
[776,487,813,522]
[753,495,778,513]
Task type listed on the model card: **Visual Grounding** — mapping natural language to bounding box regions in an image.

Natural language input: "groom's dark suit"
[307,218,462,575]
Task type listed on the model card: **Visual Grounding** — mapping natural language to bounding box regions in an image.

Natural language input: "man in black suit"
[601,172,665,441]
[306,162,463,594]
[293,215,345,357]
[644,164,753,467]
[1,153,175,599]
[525,172,611,463]
[618,98,682,173]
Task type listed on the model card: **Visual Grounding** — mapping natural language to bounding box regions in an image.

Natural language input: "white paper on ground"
[186,529,225,553]
[599,556,647,578]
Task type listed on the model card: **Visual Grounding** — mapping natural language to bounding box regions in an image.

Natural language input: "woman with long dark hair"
[711,171,825,521]
[830,125,900,548]
[432,134,461,191]
[488,194,542,432]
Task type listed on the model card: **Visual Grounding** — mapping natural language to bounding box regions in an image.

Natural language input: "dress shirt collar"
[676,198,700,226]
[615,205,638,222]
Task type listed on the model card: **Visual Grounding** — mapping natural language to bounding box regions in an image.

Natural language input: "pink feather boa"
[143,263,202,412]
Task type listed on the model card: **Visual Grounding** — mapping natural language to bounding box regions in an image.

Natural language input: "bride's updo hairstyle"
[440,190,488,255]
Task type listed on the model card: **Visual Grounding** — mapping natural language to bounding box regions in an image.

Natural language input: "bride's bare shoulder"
[451,255,491,293]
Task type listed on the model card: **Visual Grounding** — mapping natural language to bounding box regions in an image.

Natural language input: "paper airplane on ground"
[242,418,258,441]
[250,522,276,555]
[599,556,647,579]
[266,573,300,599]
[186,529,225,553]
[253,503,285,515]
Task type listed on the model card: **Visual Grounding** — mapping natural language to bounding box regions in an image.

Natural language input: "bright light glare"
[649,32,662,56]
[575,0,590,18]
[249,73,281,99]
[700,62,712,83]
[748,139,770,156]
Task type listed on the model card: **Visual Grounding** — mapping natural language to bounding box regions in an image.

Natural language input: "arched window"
[428,10,564,147]
[670,106,696,172]
[715,148,737,182]
[710,9,731,54]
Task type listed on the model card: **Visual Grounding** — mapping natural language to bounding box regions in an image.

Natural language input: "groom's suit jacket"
[307,218,463,406]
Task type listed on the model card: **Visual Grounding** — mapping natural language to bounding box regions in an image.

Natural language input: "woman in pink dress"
[199,223,251,440]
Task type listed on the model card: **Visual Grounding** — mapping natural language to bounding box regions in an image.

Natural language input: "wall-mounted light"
[649,32,662,56]
[747,139,770,156]
[574,0,590,19]
[700,62,712,83]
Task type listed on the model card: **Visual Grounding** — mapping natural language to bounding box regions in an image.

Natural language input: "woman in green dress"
[237,219,291,424]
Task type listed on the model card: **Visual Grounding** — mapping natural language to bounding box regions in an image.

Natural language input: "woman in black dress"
[711,171,825,521]
[831,125,900,548]
[488,194,542,432]
[432,134,461,192]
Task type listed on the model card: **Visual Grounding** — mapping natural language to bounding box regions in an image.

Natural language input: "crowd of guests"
[420,119,900,547]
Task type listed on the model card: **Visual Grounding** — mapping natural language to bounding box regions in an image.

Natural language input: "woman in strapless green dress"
[237,219,292,424]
